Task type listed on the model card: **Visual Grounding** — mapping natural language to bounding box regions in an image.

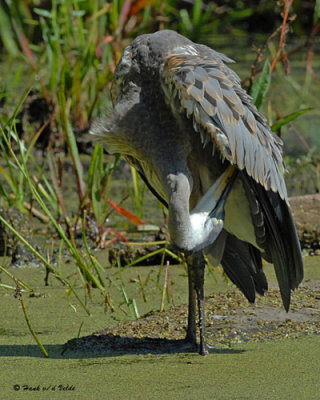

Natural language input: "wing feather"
[161,47,287,199]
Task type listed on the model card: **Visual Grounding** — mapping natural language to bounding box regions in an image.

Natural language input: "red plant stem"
[306,20,320,74]
[270,0,293,72]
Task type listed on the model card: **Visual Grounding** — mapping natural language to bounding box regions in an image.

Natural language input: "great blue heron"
[91,30,303,355]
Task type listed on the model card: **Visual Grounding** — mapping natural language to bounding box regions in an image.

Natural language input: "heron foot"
[184,331,198,352]
[184,331,208,355]
[199,336,208,356]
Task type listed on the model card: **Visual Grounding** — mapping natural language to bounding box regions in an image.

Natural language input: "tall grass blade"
[15,285,49,357]
[58,69,86,201]
[250,60,271,111]
[0,6,19,56]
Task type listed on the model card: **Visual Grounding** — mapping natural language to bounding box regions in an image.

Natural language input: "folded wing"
[160,45,287,200]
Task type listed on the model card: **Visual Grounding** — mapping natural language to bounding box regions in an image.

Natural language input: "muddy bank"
[289,193,320,253]
[63,278,320,355]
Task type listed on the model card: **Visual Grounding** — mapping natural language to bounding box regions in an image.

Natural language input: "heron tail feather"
[220,234,268,303]
[242,176,303,311]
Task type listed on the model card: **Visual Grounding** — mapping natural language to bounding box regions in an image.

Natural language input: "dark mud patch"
[63,279,320,355]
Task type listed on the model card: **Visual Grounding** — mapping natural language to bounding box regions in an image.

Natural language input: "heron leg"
[186,258,197,349]
[186,252,208,355]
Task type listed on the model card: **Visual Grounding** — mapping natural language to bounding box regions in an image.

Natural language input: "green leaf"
[0,6,19,56]
[271,108,313,132]
[87,144,101,191]
[250,60,271,111]
[92,152,104,226]
[228,8,254,20]
[33,8,53,18]
[179,9,193,35]
[192,0,202,26]
[71,10,86,18]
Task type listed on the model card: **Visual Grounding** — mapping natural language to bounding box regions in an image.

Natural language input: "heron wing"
[161,45,287,199]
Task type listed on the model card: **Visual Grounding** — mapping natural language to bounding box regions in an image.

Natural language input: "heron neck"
[167,172,193,251]
[167,166,236,253]
[167,171,220,253]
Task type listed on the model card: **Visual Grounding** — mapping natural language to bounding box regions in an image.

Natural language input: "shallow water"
[0,256,319,399]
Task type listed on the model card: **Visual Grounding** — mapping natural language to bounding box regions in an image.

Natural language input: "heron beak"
[191,164,237,216]
[212,165,237,202]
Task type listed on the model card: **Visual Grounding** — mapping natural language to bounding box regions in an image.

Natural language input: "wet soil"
[63,278,320,355]
[290,193,320,253]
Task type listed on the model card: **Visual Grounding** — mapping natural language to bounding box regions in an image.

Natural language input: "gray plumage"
[91,30,303,354]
